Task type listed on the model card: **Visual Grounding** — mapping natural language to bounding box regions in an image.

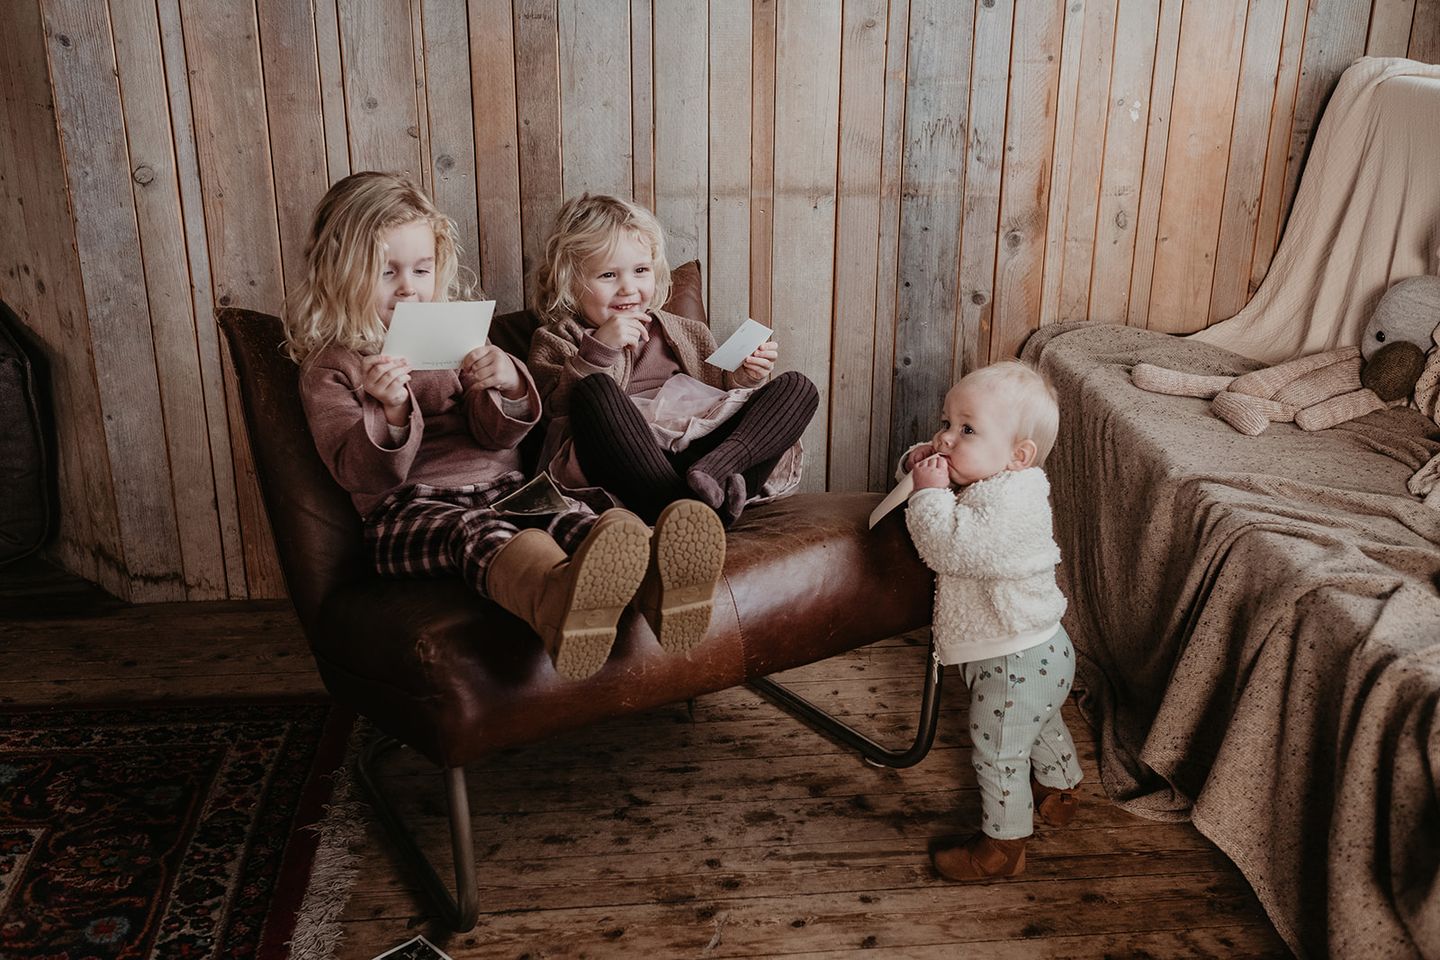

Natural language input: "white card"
[705,318,773,372]
[868,472,915,529]
[380,300,496,370]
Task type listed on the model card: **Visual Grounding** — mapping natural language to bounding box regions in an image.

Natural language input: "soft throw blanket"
[1023,322,1440,960]
[1193,58,1440,363]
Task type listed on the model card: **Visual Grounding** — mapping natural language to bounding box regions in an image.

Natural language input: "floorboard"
[0,558,1292,958]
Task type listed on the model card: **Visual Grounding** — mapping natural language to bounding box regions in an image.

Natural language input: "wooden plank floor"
[0,558,1292,958]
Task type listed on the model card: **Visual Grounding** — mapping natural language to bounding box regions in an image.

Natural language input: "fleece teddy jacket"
[903,467,1067,666]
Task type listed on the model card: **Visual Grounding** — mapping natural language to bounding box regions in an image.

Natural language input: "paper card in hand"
[380,300,496,370]
[492,472,570,517]
[705,318,772,372]
[868,472,915,529]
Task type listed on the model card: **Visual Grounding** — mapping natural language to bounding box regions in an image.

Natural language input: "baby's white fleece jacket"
[903,467,1067,666]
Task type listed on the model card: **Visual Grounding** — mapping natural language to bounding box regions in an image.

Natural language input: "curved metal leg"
[354,733,479,931]
[748,643,944,769]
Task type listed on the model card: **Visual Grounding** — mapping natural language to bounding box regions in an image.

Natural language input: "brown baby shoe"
[1032,777,1080,828]
[931,834,1027,882]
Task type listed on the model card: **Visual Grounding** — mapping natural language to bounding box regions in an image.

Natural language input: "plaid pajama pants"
[363,471,600,600]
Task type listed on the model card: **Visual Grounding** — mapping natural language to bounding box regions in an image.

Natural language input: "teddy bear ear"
[1361,276,1440,362]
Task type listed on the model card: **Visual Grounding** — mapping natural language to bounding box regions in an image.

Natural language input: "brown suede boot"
[485,510,650,680]
[635,500,727,655]
[931,834,1027,882]
[1032,777,1080,828]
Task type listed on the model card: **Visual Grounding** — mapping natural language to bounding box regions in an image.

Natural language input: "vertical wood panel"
[829,0,888,492]
[1056,0,1119,325]
[956,0,1014,378]
[1037,0,1087,328]
[180,0,286,597]
[111,0,228,599]
[990,0,1064,360]
[1209,0,1287,322]
[0,0,118,593]
[1278,3,1370,236]
[514,0,563,294]
[339,0,421,178]
[256,0,331,300]
[1125,0,1183,328]
[411,0,433,196]
[708,1,752,338]
[1249,0,1307,298]
[43,0,186,601]
[771,0,841,493]
[156,0,246,597]
[889,0,970,462]
[560,0,632,199]
[749,0,778,328]
[1088,0,1161,324]
[867,0,910,490]
[314,0,350,183]
[1412,0,1440,60]
[1147,0,1248,334]
[631,0,654,209]
[421,0,482,289]
[470,0,525,310]
[1368,0,1418,55]
[654,0,708,294]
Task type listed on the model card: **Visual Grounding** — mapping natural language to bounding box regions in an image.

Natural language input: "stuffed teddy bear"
[1133,276,1440,435]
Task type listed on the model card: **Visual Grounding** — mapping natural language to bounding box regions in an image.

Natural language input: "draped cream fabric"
[1192,58,1440,363]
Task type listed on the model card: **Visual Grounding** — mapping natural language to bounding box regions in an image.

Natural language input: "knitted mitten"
[1132,363,1235,398]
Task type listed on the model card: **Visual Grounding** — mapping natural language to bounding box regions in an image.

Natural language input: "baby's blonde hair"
[533,193,671,325]
[284,171,470,363]
[961,360,1061,465]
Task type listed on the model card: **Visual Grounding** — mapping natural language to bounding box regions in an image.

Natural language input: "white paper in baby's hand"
[868,472,915,529]
[381,301,496,370]
[705,318,773,371]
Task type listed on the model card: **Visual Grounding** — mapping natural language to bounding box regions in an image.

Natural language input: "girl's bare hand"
[739,340,778,383]
[593,313,650,351]
[361,354,412,423]
[911,453,952,490]
[461,343,525,398]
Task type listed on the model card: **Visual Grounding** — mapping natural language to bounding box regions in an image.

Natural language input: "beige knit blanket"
[1023,322,1440,960]
[1192,58,1440,364]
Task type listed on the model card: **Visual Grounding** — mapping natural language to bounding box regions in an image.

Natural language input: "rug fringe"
[288,720,372,960]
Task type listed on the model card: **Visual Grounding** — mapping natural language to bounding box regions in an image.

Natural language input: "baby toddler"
[899,360,1082,881]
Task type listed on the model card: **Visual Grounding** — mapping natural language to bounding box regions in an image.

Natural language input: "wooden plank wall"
[2,0,1437,600]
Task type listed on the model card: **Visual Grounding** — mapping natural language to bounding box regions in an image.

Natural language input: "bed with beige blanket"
[1019,58,1440,959]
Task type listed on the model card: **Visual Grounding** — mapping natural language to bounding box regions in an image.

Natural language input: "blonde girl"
[528,194,818,531]
[282,171,653,681]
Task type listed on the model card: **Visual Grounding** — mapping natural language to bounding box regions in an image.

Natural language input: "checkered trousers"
[363,471,599,600]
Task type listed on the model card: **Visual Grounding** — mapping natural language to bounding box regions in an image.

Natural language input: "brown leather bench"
[216,266,937,930]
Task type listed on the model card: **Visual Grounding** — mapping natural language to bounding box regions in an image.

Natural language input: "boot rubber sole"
[643,500,727,656]
[552,513,650,681]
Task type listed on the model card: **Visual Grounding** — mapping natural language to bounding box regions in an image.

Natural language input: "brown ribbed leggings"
[570,371,818,525]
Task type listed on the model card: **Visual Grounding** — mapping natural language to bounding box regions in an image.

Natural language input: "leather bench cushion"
[311,492,933,768]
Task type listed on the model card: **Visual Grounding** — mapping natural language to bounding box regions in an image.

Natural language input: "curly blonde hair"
[533,193,671,325]
[283,171,472,363]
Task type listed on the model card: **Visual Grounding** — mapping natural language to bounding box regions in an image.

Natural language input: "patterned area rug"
[0,700,353,958]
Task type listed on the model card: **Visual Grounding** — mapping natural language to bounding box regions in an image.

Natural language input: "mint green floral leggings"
[961,626,1083,839]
